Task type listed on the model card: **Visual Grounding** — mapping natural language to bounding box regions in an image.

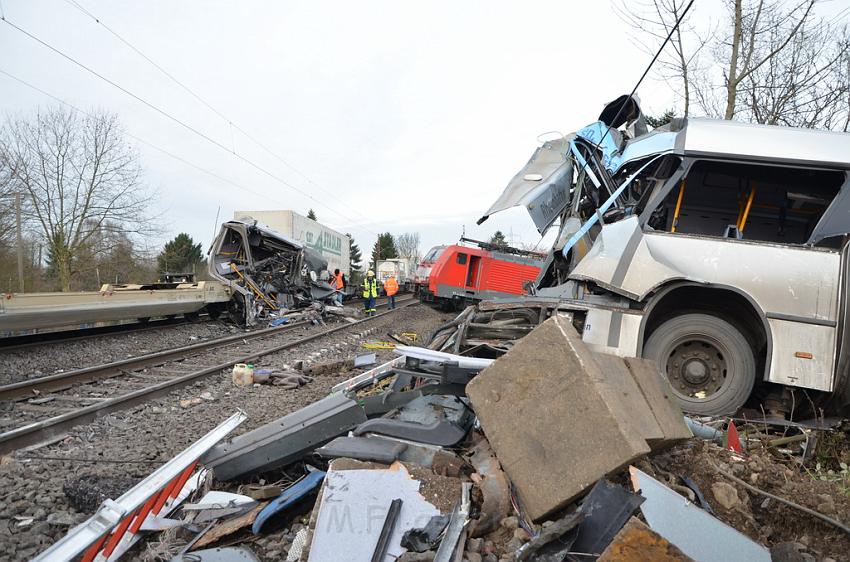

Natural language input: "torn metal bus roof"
[477,134,575,234]
[482,110,850,233]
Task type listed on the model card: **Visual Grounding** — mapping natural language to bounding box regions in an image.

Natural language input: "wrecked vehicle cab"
[209,218,336,325]
[482,97,850,416]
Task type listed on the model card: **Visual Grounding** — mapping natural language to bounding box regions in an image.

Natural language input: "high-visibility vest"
[362,278,378,298]
[384,277,399,296]
[333,273,344,290]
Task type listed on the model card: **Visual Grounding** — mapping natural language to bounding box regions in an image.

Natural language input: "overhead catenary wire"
[591,0,696,155]
[0,16,377,236]
[0,68,364,235]
[61,0,380,230]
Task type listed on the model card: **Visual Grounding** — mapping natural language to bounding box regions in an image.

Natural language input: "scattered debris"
[38,295,850,561]
[630,466,771,561]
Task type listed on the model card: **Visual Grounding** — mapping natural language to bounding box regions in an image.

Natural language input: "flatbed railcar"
[421,240,544,310]
[0,281,231,336]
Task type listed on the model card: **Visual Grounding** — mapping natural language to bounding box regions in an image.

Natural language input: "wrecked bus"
[481,97,850,416]
[208,218,336,325]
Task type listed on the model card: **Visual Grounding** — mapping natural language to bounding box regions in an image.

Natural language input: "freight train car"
[0,281,232,336]
[420,239,545,310]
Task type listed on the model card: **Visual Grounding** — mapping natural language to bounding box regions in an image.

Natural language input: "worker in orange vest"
[331,268,344,306]
[383,274,399,309]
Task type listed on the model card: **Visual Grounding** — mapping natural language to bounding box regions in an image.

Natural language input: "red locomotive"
[420,238,545,309]
[413,245,447,295]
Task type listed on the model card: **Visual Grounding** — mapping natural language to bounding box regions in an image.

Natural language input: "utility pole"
[15,191,23,292]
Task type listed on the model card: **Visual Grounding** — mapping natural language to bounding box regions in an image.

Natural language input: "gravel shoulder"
[0,304,452,561]
[0,321,243,386]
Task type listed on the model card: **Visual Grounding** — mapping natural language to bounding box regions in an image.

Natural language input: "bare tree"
[395,232,421,263]
[741,19,850,127]
[617,0,710,116]
[0,106,155,291]
[623,0,849,129]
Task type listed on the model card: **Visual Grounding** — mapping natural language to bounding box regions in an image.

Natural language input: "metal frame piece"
[371,499,403,562]
[203,394,366,481]
[434,483,471,562]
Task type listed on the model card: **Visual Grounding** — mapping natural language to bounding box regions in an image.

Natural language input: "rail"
[0,297,417,455]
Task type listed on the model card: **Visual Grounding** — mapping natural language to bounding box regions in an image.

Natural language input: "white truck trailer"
[232,210,351,276]
[376,258,416,292]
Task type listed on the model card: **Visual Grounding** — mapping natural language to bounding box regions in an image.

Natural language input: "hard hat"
[367,270,375,277]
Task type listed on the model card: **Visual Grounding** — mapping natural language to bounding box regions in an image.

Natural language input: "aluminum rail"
[0,299,417,455]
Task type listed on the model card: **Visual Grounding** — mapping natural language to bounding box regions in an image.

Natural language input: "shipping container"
[233,210,351,276]
[376,258,416,292]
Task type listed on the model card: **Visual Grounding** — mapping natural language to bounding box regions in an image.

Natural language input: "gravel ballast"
[0,304,452,561]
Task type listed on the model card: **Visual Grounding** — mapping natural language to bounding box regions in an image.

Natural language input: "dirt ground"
[0,304,453,561]
[645,438,850,561]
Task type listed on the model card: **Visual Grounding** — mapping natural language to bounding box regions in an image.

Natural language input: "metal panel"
[202,394,366,481]
[569,217,684,301]
[581,307,642,358]
[478,135,574,232]
[766,318,835,390]
[631,466,771,562]
[679,118,850,170]
[308,463,442,562]
[570,218,841,322]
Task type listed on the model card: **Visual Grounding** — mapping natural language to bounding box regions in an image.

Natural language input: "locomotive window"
[456,253,468,265]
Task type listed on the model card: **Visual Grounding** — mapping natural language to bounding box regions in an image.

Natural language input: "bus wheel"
[643,313,755,416]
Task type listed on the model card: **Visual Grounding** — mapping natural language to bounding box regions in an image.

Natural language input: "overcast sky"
[1,0,692,260]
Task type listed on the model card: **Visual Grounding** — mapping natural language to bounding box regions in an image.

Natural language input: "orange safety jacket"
[384,277,399,297]
[333,273,344,290]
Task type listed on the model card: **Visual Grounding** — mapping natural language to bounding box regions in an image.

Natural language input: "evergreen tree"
[645,109,676,129]
[489,230,509,249]
[370,232,398,269]
[307,209,317,221]
[157,233,204,273]
[347,233,362,270]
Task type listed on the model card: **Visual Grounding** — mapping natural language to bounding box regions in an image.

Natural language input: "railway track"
[0,297,416,455]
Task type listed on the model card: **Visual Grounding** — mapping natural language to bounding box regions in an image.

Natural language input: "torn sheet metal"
[630,467,770,562]
[433,482,472,562]
[467,438,511,538]
[572,479,645,556]
[516,512,583,562]
[478,135,574,233]
[401,515,450,553]
[308,462,441,562]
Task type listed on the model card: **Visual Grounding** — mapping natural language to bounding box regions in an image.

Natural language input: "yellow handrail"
[671,180,686,233]
[738,184,757,232]
[229,263,278,310]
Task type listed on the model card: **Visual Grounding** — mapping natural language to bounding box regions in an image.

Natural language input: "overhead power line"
[0,15,376,235]
[0,68,377,241]
[62,0,378,229]
[592,0,696,154]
